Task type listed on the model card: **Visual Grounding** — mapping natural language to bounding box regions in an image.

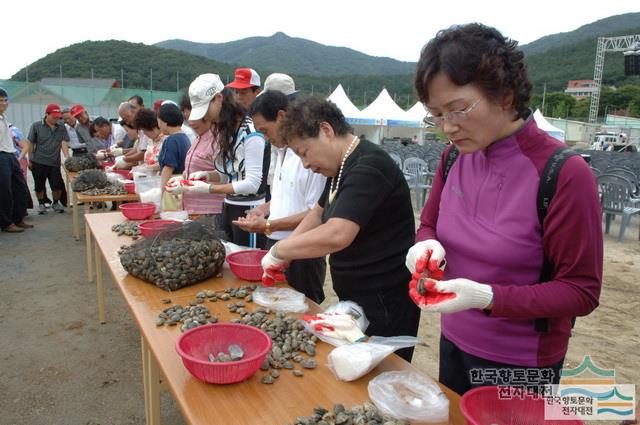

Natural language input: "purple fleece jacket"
[416,117,603,367]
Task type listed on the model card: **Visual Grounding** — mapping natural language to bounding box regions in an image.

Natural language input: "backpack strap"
[535,147,580,332]
[442,145,459,181]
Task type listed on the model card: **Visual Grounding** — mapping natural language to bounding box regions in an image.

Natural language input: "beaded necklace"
[329,135,359,204]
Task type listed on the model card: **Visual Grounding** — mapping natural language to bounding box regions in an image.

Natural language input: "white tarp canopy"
[360,88,411,123]
[402,101,429,127]
[327,84,375,125]
[534,109,565,142]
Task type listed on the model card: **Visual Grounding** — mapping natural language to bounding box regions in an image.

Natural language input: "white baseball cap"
[188,73,224,120]
[261,73,298,97]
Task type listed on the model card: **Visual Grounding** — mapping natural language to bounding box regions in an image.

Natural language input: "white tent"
[404,101,428,124]
[358,89,423,142]
[534,109,565,142]
[360,88,409,122]
[327,84,381,142]
[327,84,367,122]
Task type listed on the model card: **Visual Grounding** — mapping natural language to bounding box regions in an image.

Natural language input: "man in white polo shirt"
[233,89,327,303]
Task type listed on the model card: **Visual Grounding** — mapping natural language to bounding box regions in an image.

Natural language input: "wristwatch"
[264,220,272,236]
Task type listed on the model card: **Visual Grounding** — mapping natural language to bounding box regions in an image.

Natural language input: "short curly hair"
[280,96,352,143]
[133,108,159,131]
[414,23,531,119]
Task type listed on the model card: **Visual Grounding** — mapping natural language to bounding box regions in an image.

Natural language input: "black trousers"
[0,152,30,229]
[344,285,421,362]
[31,161,65,193]
[439,333,564,395]
[220,202,266,249]
[265,238,327,304]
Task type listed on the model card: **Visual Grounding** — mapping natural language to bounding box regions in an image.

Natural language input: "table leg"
[94,238,106,324]
[141,336,161,425]
[86,219,93,283]
[73,192,80,241]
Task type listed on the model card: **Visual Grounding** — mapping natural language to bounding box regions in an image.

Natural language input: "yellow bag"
[161,190,182,211]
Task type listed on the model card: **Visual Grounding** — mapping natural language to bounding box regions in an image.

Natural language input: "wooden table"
[85,212,465,425]
[65,167,140,241]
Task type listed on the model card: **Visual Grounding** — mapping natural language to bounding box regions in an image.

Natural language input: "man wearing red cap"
[63,105,92,156]
[227,67,261,110]
[24,103,70,214]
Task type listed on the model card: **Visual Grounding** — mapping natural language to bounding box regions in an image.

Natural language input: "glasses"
[424,99,481,127]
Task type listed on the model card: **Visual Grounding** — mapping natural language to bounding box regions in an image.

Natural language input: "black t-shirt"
[319,140,415,298]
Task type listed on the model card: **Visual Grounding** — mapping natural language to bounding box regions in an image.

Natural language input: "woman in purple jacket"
[406,23,603,395]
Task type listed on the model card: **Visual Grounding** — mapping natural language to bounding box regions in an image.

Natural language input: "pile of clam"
[111,221,141,237]
[287,402,409,425]
[156,300,218,332]
[64,155,100,172]
[229,308,318,384]
[83,183,127,196]
[72,169,108,192]
[119,237,225,290]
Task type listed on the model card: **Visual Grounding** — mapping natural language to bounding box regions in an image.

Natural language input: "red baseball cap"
[69,104,85,117]
[46,103,62,118]
[226,68,261,89]
[153,99,164,113]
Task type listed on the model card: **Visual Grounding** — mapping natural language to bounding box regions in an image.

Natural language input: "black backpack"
[441,145,579,332]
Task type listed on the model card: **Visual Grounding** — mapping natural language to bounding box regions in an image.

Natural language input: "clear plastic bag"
[134,175,162,212]
[368,370,449,423]
[252,286,308,313]
[327,336,418,382]
[304,301,369,346]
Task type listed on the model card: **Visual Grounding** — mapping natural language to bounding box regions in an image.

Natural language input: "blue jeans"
[0,152,30,229]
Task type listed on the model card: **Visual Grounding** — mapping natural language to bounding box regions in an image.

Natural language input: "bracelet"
[264,220,272,236]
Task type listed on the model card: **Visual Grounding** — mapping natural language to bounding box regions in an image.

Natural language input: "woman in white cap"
[167,73,270,248]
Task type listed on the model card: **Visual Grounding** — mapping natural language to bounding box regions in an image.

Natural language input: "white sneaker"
[52,203,64,213]
[38,204,47,215]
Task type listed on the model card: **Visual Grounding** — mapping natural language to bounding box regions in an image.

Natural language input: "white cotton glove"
[114,156,128,169]
[410,278,493,313]
[164,176,184,193]
[181,180,211,194]
[110,147,123,156]
[304,313,366,343]
[405,239,446,275]
[261,245,288,286]
[188,171,210,182]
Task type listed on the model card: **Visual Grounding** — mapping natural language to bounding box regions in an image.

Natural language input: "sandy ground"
[0,188,638,425]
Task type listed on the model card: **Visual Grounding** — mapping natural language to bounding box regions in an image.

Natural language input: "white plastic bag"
[368,370,449,423]
[327,336,419,382]
[221,241,258,269]
[304,301,369,347]
[134,175,162,212]
[160,210,189,221]
[253,286,308,313]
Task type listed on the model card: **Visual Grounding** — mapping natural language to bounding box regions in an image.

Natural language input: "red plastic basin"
[176,323,272,384]
[112,168,133,180]
[226,250,268,281]
[461,386,584,425]
[123,182,135,194]
[139,219,179,238]
[119,202,156,220]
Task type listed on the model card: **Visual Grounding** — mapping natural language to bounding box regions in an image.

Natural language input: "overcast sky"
[2,1,638,79]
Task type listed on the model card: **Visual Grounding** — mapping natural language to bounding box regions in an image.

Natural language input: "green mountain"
[155,32,415,76]
[520,12,640,56]
[10,40,238,92]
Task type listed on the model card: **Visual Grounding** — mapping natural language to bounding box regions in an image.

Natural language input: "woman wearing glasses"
[406,23,603,395]
[260,97,420,362]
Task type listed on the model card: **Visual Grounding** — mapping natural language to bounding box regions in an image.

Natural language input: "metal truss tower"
[589,34,640,124]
